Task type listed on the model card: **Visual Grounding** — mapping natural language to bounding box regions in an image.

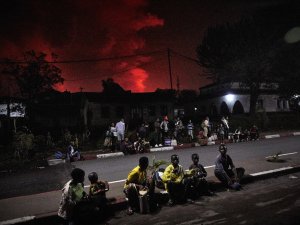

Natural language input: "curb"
[264,134,281,139]
[96,152,124,159]
[150,146,174,152]
[263,131,300,139]
[5,164,300,225]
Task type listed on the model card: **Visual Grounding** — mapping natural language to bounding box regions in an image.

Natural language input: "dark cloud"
[0,0,165,92]
[1,0,297,93]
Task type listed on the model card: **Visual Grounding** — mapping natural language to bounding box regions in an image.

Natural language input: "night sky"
[0,0,291,93]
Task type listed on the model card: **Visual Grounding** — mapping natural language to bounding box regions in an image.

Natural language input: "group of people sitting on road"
[231,125,259,143]
[124,143,245,215]
[58,143,245,224]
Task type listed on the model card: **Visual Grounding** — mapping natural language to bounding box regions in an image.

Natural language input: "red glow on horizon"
[115,67,149,93]
[54,83,66,92]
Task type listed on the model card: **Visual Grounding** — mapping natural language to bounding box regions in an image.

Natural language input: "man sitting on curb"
[214,144,245,190]
[124,156,154,215]
[162,154,186,206]
[186,153,214,199]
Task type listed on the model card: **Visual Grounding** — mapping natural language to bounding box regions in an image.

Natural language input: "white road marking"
[0,216,35,225]
[250,166,293,176]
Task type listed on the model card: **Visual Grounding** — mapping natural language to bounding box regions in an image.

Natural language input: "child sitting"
[88,172,109,214]
[187,153,214,199]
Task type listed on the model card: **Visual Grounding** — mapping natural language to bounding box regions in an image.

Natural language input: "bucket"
[164,138,171,146]
[138,191,149,214]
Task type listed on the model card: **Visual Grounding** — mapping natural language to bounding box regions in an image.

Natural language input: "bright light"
[225,94,235,103]
[284,27,300,44]
[194,107,198,111]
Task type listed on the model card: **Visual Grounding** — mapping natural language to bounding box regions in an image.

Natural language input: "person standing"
[219,123,225,143]
[154,118,161,147]
[202,116,210,138]
[116,118,125,142]
[160,116,169,145]
[221,116,229,139]
[110,123,117,151]
[187,120,194,141]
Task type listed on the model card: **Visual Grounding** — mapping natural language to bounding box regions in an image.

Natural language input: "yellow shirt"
[162,164,184,184]
[124,165,147,189]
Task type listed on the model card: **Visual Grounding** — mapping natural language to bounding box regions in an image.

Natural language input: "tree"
[196,1,300,115]
[2,50,64,125]
[197,19,277,115]
[101,78,127,95]
[272,42,300,96]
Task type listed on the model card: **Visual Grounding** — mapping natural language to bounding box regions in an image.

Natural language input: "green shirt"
[70,183,85,202]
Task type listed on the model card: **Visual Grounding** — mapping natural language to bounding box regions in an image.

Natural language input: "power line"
[170,49,200,64]
[0,50,165,64]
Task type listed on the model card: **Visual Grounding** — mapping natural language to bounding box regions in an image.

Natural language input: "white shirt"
[222,118,229,129]
[116,121,125,133]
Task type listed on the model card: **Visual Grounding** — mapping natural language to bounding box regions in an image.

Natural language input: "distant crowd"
[63,115,260,162]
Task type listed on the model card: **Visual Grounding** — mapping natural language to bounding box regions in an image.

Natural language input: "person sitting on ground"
[214,144,245,190]
[233,127,241,143]
[250,125,259,140]
[239,129,248,142]
[88,172,109,216]
[103,125,112,150]
[186,153,214,199]
[58,168,87,224]
[134,137,150,153]
[67,141,82,162]
[162,154,186,206]
[124,156,154,215]
[120,137,135,155]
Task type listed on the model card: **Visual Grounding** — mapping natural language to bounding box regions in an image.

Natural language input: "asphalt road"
[0,136,300,200]
[0,136,300,223]
[106,171,300,225]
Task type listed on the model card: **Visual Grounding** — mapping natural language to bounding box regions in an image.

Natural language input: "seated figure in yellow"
[124,156,150,215]
[162,154,186,206]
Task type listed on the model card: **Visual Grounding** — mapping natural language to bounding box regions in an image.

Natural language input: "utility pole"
[167,48,173,90]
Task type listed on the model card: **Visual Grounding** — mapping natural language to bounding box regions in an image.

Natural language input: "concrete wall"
[197,93,290,115]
